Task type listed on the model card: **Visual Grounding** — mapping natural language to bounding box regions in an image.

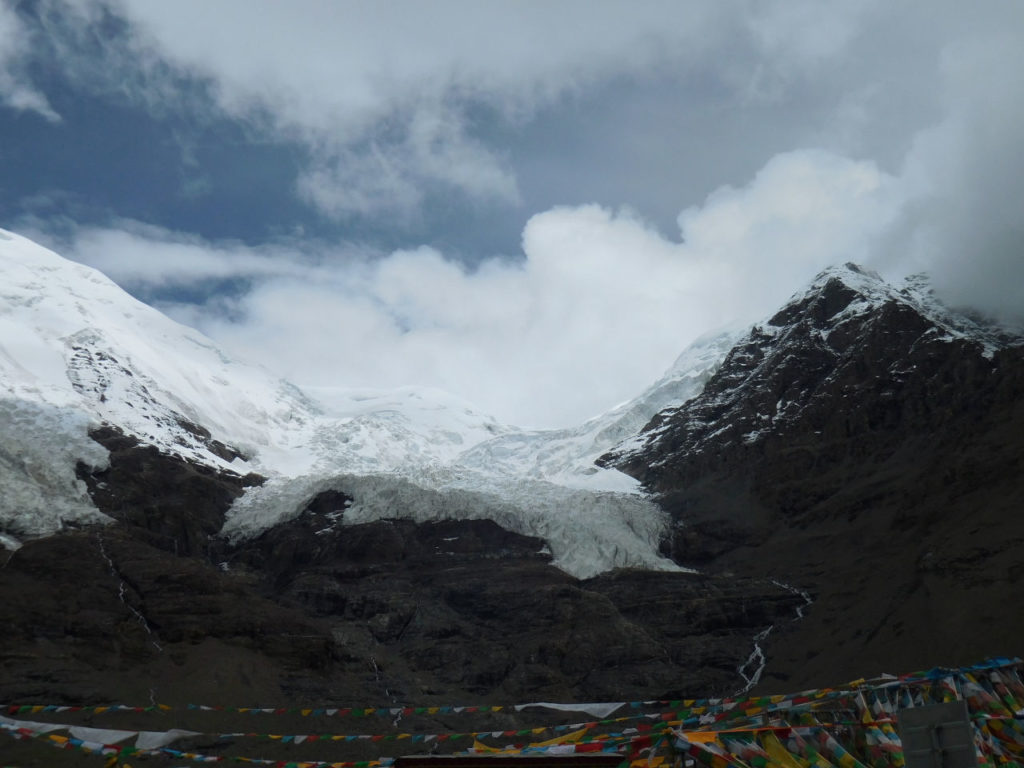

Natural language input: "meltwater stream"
[735,579,815,695]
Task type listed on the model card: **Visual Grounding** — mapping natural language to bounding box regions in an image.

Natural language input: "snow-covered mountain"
[598,260,1024,690]
[604,262,1022,477]
[0,229,719,576]
[8,228,1015,580]
[4,229,1024,718]
[0,228,304,540]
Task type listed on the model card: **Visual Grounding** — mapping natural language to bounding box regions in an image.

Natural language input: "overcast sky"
[2,0,1023,427]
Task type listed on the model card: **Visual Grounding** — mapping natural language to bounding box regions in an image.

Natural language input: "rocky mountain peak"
[765,262,882,329]
[603,262,1020,487]
[600,263,1024,690]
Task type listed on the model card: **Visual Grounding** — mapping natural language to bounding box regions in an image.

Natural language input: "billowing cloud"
[884,24,1024,318]
[0,3,60,121]
[9,1,1024,428]
[58,149,899,428]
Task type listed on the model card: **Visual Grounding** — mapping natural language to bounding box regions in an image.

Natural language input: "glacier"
[0,228,728,575]
[5,230,1011,576]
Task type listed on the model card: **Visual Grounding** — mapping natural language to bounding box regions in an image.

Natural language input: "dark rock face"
[0,528,356,707]
[75,425,262,557]
[233,513,804,702]
[1,433,803,716]
[603,266,1024,690]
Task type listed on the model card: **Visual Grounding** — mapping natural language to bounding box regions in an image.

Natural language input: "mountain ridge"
[603,262,1021,477]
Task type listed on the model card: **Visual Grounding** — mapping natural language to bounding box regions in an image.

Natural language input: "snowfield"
[0,229,709,575]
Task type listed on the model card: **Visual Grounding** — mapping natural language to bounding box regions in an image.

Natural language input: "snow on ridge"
[301,384,512,468]
[456,326,743,492]
[792,263,1021,355]
[897,274,1023,358]
[604,262,1024,469]
[0,228,322,472]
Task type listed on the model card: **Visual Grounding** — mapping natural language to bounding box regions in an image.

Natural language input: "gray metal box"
[898,700,977,768]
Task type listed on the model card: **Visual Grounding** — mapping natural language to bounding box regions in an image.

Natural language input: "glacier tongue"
[219,329,741,578]
[222,467,688,580]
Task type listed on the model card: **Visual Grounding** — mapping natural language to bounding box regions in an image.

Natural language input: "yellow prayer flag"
[473,739,503,753]
[531,727,589,747]
[682,731,720,744]
[763,732,810,768]
[630,758,666,768]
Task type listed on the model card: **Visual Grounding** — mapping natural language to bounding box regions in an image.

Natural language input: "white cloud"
[886,25,1024,319]
[737,0,874,101]
[15,1,1024,428]
[0,3,60,121]
[60,148,898,428]
[104,0,724,217]
[58,223,324,286]
[678,150,903,297]
[296,105,521,218]
[39,0,877,219]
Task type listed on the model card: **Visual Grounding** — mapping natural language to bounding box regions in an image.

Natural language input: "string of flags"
[0,716,678,751]
[7,657,1018,720]
[2,701,643,718]
[0,718,666,766]
[4,658,1024,767]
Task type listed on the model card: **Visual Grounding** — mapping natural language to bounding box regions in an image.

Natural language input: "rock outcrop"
[603,265,1024,690]
[1,434,803,714]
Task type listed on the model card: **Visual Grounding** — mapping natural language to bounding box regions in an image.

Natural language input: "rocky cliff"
[1,427,804,713]
[603,264,1024,690]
